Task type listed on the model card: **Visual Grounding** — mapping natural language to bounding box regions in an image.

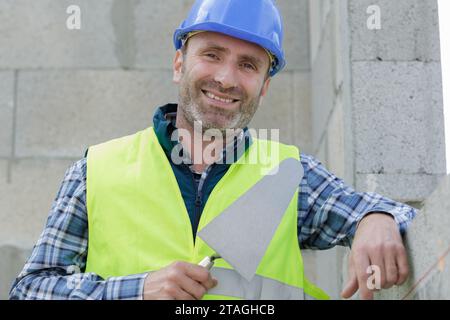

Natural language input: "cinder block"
[315,247,348,300]
[356,173,445,203]
[250,72,295,146]
[352,61,446,175]
[414,261,450,299]
[332,0,344,92]
[0,0,120,68]
[293,72,312,153]
[0,160,8,184]
[0,159,75,247]
[349,0,441,61]
[314,134,328,168]
[0,245,31,299]
[301,250,317,284]
[0,72,14,157]
[15,70,177,158]
[134,0,192,69]
[311,18,334,150]
[376,174,450,299]
[320,0,332,27]
[327,99,345,178]
[405,174,450,299]
[309,0,322,65]
[276,0,310,71]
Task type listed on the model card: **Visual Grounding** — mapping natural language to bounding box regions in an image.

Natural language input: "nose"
[213,62,238,89]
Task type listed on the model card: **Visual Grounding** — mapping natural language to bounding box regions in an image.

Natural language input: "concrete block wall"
[251,0,312,150]
[0,72,14,159]
[0,0,313,299]
[308,0,447,299]
[373,174,450,299]
[307,0,353,299]
[350,0,446,203]
[349,0,448,299]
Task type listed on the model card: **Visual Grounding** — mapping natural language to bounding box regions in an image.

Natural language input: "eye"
[241,62,257,71]
[204,53,219,60]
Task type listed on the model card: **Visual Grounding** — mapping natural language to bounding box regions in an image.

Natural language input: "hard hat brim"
[174,22,286,77]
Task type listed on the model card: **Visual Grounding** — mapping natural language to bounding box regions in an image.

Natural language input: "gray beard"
[177,79,261,135]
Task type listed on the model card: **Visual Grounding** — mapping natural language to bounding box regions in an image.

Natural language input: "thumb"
[341,267,358,299]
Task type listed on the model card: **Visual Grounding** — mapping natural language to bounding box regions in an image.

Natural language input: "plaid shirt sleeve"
[9,158,147,300]
[298,153,417,250]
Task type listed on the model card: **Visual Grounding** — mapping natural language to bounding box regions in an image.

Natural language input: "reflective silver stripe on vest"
[208,267,316,300]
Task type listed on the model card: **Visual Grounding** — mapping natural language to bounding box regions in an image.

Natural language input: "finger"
[369,256,385,291]
[395,244,410,285]
[384,249,399,288]
[184,263,209,281]
[353,250,373,300]
[341,260,358,299]
[202,274,218,290]
[178,274,208,300]
[184,264,217,289]
[341,270,358,299]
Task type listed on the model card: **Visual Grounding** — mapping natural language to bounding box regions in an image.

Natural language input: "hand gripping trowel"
[197,157,304,282]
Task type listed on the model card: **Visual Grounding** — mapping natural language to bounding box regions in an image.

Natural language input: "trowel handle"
[198,256,214,270]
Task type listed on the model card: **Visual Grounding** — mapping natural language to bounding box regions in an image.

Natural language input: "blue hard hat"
[173,0,286,77]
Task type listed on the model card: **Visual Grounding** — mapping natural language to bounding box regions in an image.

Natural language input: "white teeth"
[205,91,234,103]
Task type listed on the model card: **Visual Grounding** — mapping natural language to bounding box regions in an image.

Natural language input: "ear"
[258,77,272,107]
[260,77,271,97]
[173,50,184,84]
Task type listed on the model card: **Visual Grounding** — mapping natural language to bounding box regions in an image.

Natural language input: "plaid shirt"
[9,129,417,300]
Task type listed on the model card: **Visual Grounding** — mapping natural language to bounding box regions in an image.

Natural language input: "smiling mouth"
[201,90,240,104]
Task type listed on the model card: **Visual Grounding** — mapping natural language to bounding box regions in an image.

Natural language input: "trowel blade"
[198,158,304,282]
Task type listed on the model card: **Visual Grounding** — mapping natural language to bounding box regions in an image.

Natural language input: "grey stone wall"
[0,0,312,299]
[350,0,445,202]
[308,0,447,299]
[374,174,450,299]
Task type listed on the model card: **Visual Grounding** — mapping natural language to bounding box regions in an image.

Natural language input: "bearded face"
[178,71,264,134]
[173,32,271,135]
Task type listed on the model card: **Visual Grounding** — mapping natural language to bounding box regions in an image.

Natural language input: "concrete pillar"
[308,0,447,299]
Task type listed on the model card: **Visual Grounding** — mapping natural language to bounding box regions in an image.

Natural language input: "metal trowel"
[197,157,304,282]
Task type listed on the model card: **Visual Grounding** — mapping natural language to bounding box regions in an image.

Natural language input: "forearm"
[9,269,147,300]
[297,153,417,250]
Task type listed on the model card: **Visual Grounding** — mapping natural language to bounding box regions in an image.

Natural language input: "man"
[10,0,415,300]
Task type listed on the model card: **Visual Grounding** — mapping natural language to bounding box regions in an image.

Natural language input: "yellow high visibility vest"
[85,127,328,300]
